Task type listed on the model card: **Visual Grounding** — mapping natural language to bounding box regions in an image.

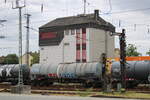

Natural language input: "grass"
[70,87,150,99]
[31,89,150,99]
[92,91,150,99]
[74,87,150,99]
[76,88,94,97]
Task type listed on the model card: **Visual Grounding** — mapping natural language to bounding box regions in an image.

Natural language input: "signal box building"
[39,10,115,65]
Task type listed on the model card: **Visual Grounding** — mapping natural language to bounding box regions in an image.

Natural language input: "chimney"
[94,10,99,20]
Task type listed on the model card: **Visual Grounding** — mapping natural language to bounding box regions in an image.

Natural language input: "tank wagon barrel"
[112,61,150,85]
[30,62,103,86]
[57,62,102,79]
[0,64,30,85]
[30,64,58,86]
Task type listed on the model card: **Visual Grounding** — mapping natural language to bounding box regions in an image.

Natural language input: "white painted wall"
[40,30,76,65]
[63,30,76,63]
[87,28,115,62]
[106,31,115,58]
[40,45,63,65]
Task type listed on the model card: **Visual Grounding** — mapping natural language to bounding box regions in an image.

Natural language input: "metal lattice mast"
[12,0,25,86]
[25,14,31,67]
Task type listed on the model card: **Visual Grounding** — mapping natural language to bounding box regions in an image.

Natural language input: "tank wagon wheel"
[31,80,39,86]
[31,82,36,86]
[83,81,93,88]
[126,81,139,88]
[39,82,44,86]
[38,80,53,87]
[111,81,119,88]
[11,81,18,85]
[92,82,103,88]
[46,82,53,86]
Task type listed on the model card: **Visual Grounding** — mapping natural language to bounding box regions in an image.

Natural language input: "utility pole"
[25,14,31,67]
[12,0,25,86]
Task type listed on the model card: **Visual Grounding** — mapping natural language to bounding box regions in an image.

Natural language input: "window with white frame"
[76,29,80,33]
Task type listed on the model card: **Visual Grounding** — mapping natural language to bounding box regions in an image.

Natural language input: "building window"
[82,59,86,62]
[65,30,69,35]
[82,44,86,50]
[64,43,70,46]
[82,28,86,34]
[41,48,44,50]
[76,29,80,34]
[43,59,46,61]
[71,29,75,35]
[76,44,80,50]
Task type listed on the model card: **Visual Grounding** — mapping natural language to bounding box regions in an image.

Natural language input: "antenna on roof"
[83,0,86,15]
[0,20,7,39]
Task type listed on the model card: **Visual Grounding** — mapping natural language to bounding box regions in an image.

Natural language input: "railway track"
[31,84,102,92]
[127,84,150,94]
[0,83,101,92]
[0,83,149,94]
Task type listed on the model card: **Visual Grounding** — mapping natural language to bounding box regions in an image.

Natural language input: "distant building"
[114,48,120,58]
[39,10,115,65]
[0,56,5,64]
[21,53,33,67]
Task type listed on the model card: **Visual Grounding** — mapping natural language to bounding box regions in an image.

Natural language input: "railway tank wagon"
[112,61,150,87]
[30,64,58,86]
[0,64,30,85]
[31,62,103,86]
[57,62,103,85]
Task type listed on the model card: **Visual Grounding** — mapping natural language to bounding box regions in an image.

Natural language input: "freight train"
[0,61,150,88]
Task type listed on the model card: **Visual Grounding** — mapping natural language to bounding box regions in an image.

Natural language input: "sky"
[0,0,150,56]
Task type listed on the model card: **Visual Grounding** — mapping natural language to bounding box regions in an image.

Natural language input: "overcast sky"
[0,0,150,56]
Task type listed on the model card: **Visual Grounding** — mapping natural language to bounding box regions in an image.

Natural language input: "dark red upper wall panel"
[39,31,64,46]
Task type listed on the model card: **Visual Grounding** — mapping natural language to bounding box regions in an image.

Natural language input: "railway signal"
[119,29,126,89]
[111,29,127,90]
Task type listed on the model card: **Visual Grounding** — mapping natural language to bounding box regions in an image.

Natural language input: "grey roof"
[39,14,115,32]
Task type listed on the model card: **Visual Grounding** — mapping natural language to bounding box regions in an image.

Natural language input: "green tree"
[3,54,19,64]
[146,49,150,56]
[30,51,39,65]
[126,44,142,57]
